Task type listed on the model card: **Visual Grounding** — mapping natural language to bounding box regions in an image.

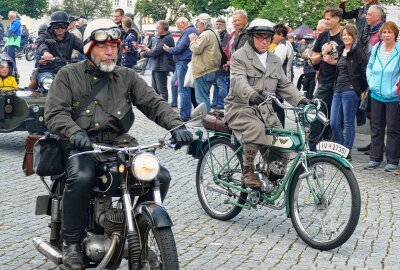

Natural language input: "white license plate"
[316,141,350,158]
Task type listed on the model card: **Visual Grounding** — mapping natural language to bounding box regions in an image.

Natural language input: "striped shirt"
[379,45,393,67]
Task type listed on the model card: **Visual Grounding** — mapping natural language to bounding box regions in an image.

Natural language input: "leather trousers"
[62,154,171,243]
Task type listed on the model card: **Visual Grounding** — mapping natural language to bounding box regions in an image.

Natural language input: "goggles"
[85,27,122,44]
[0,61,9,68]
[53,23,68,29]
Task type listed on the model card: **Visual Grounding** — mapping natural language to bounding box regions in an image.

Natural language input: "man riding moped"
[224,19,310,189]
[44,18,193,269]
[32,11,83,90]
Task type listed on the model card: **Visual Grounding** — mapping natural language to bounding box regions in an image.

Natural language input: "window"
[114,0,120,6]
[127,0,133,7]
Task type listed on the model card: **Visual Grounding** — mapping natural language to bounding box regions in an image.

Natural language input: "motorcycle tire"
[196,137,247,221]
[289,156,361,250]
[26,49,36,61]
[129,214,179,270]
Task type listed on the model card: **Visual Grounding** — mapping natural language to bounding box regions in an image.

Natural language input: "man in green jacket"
[44,18,192,270]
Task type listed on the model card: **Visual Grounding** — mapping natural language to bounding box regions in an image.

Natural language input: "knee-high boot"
[241,143,263,188]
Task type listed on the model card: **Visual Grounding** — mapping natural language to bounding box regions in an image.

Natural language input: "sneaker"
[364,161,381,170]
[357,144,370,152]
[384,164,397,172]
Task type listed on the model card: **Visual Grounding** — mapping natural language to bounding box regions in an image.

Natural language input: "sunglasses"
[253,34,272,42]
[53,23,68,29]
[85,27,122,43]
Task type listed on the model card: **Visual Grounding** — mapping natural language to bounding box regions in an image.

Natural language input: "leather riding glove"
[249,92,265,105]
[171,126,193,150]
[70,130,92,151]
[297,98,310,106]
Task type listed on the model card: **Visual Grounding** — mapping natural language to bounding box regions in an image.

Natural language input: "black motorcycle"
[33,104,207,269]
[16,33,37,61]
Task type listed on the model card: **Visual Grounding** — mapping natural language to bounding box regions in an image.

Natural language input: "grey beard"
[91,52,117,72]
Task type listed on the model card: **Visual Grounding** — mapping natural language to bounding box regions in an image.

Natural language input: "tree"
[61,0,113,20]
[135,0,191,24]
[0,0,48,19]
[184,0,231,17]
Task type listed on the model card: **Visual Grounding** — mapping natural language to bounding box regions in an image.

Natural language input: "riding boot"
[62,242,83,270]
[241,143,263,188]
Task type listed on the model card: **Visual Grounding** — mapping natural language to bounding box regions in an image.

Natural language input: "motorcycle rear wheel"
[196,137,247,221]
[26,48,35,61]
[290,156,361,250]
[129,215,179,270]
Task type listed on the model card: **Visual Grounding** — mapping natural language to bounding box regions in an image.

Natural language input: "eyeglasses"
[85,27,122,43]
[53,23,68,29]
[253,34,272,42]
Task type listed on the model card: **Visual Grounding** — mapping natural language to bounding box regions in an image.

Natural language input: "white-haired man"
[5,11,21,65]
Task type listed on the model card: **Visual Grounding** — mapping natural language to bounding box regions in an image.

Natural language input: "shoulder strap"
[72,77,108,121]
[206,29,223,50]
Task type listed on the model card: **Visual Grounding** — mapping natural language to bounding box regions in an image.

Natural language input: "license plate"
[316,141,350,158]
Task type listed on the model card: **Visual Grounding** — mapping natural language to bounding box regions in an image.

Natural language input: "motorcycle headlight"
[42,77,53,90]
[131,153,160,181]
[302,104,317,123]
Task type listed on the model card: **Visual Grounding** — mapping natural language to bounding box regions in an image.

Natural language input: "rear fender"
[284,152,353,217]
[134,202,173,228]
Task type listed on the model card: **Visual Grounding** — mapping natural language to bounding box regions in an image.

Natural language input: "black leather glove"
[171,126,193,150]
[298,98,310,106]
[249,92,265,105]
[70,130,92,151]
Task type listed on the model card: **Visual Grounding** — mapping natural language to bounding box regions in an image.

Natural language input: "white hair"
[233,10,248,19]
[8,11,17,18]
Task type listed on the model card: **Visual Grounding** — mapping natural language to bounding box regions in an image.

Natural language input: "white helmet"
[247,18,275,35]
[83,18,121,56]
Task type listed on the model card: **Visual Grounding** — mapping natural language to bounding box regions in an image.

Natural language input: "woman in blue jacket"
[121,17,138,69]
[365,21,400,172]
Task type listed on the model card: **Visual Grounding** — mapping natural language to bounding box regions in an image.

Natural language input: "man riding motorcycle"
[33,11,83,89]
[224,18,309,189]
[44,18,193,269]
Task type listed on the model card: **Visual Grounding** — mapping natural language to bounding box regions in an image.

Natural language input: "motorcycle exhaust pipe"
[33,238,62,266]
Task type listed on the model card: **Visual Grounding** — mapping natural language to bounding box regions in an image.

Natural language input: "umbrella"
[289,24,313,38]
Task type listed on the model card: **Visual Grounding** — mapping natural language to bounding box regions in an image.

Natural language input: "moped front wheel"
[129,215,179,270]
[289,156,361,250]
[196,137,247,221]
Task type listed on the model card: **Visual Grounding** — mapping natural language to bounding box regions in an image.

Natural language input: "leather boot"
[241,143,263,188]
[62,242,83,270]
[28,80,37,90]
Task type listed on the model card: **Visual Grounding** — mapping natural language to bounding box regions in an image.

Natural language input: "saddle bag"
[33,133,65,176]
[22,134,43,176]
[203,111,231,134]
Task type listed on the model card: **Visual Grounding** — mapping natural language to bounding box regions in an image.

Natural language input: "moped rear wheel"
[26,48,35,61]
[290,156,361,250]
[129,215,179,270]
[196,137,247,221]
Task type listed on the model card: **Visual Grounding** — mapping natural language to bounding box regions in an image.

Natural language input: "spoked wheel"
[196,137,248,221]
[26,49,36,61]
[290,156,361,250]
[129,215,179,270]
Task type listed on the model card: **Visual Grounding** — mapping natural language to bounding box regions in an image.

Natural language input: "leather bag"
[33,134,65,176]
[22,134,43,176]
[203,111,231,134]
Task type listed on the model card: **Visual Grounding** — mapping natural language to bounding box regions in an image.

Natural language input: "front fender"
[284,152,353,217]
[134,202,173,228]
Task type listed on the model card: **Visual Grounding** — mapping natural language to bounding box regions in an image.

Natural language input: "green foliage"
[0,0,48,19]
[231,0,399,29]
[135,0,191,24]
[183,0,231,17]
[61,0,113,20]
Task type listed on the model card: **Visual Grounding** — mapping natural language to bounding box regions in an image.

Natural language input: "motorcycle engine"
[265,160,286,181]
[103,208,125,235]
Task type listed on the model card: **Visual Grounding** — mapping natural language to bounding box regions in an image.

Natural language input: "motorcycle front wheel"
[196,137,247,221]
[130,214,179,270]
[289,156,361,250]
[26,48,35,61]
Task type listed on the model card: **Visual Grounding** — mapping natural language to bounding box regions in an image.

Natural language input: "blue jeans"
[170,70,178,107]
[6,45,17,65]
[176,61,191,120]
[194,71,217,112]
[330,90,359,154]
[212,71,228,107]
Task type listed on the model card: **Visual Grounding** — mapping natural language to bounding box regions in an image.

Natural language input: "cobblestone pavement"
[1,60,400,269]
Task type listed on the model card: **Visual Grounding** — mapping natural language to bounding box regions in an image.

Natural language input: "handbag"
[184,61,194,88]
[359,88,370,111]
[33,133,65,176]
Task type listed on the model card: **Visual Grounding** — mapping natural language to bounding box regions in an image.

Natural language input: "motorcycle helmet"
[37,23,48,35]
[49,11,69,28]
[0,53,17,77]
[247,18,275,53]
[83,18,121,56]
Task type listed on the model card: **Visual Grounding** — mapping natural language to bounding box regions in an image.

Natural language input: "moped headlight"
[131,153,160,181]
[42,77,53,90]
[302,104,317,123]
